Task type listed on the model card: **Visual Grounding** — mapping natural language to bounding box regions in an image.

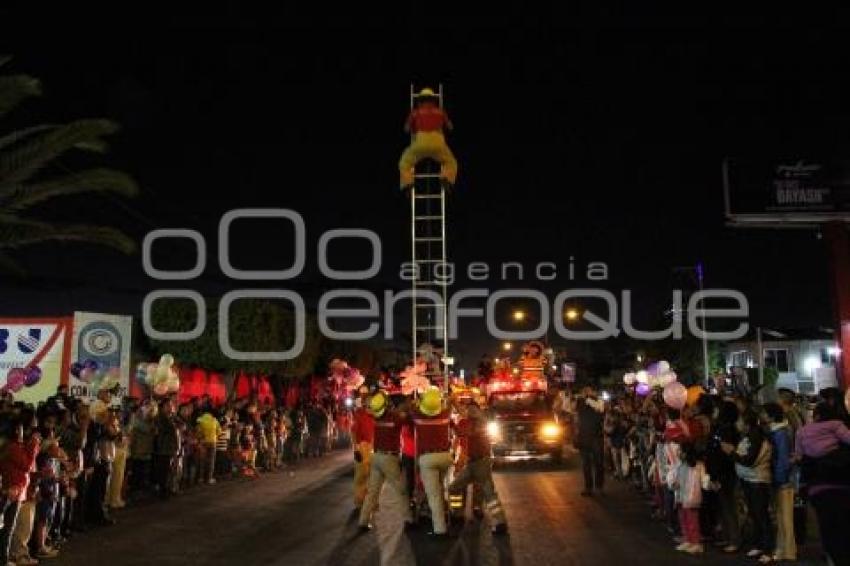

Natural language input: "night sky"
[2,16,848,369]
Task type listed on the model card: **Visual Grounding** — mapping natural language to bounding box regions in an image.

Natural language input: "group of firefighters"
[349,384,507,538]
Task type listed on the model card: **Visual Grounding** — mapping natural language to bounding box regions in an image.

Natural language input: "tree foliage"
[0,56,138,275]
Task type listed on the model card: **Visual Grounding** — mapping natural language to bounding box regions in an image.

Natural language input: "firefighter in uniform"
[413,386,453,536]
[398,87,458,190]
[448,390,508,535]
[351,386,374,509]
[358,391,414,531]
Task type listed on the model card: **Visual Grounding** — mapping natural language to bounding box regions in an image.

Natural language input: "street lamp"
[636,354,643,363]
[564,308,580,322]
[502,342,512,351]
[512,310,526,322]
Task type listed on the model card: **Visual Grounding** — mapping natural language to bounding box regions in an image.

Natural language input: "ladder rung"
[414,194,441,199]
[415,259,444,263]
[415,237,442,242]
[417,326,444,330]
[414,216,442,220]
[414,173,442,179]
[415,281,445,286]
[415,303,446,307]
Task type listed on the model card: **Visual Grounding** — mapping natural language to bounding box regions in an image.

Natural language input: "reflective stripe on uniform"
[414,418,450,426]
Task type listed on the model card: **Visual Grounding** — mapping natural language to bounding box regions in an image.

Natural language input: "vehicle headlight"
[541,422,562,440]
[486,421,500,440]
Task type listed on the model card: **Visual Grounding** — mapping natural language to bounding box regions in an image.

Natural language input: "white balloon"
[623,372,636,385]
[658,361,671,374]
[159,354,175,368]
[636,370,649,384]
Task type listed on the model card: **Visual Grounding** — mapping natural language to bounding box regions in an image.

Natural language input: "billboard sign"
[70,312,132,403]
[724,157,850,225]
[0,318,71,404]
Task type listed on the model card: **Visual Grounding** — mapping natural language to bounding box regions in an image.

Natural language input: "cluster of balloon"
[2,366,43,394]
[400,359,430,396]
[70,359,102,383]
[327,358,364,393]
[70,359,121,395]
[625,360,678,393]
[136,354,179,397]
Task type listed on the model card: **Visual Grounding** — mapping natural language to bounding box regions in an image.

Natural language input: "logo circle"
[83,328,118,356]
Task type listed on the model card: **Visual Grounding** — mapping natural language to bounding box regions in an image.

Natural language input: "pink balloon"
[79,368,95,383]
[6,368,26,392]
[663,382,688,410]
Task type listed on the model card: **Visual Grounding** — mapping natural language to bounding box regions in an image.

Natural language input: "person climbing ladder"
[399,87,458,191]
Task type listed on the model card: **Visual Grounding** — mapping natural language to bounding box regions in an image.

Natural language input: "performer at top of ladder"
[398,87,458,192]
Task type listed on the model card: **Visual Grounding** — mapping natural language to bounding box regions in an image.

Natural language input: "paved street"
[53,452,823,566]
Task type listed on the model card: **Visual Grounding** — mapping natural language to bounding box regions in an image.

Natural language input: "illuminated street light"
[512,310,526,322]
[502,342,512,351]
[564,308,580,321]
[636,354,643,363]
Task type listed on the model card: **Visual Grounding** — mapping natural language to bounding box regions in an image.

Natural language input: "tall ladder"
[409,83,450,388]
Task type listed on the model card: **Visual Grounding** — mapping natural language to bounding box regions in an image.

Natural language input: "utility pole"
[697,262,710,387]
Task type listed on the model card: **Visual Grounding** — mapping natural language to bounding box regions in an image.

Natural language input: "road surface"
[54,452,824,565]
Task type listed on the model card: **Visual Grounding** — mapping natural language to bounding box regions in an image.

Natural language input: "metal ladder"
[408,83,450,387]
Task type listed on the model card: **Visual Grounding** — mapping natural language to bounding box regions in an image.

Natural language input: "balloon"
[23,366,42,387]
[636,382,651,396]
[636,370,649,384]
[166,376,180,393]
[663,382,688,410]
[83,359,99,372]
[6,368,26,392]
[686,385,704,407]
[70,362,83,379]
[658,361,671,374]
[159,354,175,368]
[145,363,158,385]
[646,362,659,376]
[153,382,169,396]
[155,365,171,383]
[79,368,95,383]
[658,371,677,387]
[623,372,636,385]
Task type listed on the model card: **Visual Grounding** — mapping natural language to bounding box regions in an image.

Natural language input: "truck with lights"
[482,342,564,463]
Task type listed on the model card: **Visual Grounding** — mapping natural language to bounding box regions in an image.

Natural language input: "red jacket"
[351,408,375,444]
[373,412,403,453]
[406,104,450,133]
[455,415,491,461]
[1,438,39,502]
[413,409,451,454]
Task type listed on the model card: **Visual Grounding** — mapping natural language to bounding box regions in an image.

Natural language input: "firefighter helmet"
[368,391,388,418]
[419,386,443,417]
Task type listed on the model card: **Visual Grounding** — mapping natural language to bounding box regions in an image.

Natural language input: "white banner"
[70,312,132,404]
[0,319,70,404]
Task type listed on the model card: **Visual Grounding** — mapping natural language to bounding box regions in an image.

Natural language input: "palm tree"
[0,55,138,276]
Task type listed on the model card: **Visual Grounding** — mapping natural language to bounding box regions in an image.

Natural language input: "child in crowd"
[672,443,711,554]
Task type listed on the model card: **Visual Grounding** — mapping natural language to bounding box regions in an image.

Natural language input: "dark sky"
[2,18,848,368]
